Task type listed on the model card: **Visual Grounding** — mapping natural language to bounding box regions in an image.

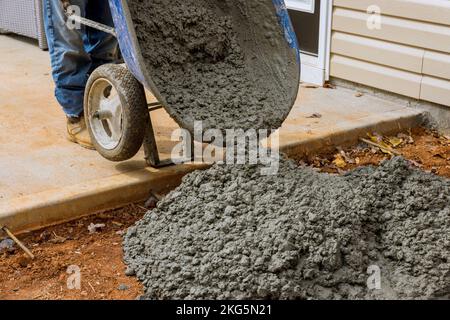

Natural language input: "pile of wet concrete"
[124,157,450,300]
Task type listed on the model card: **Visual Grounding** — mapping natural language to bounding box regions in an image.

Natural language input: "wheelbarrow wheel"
[84,64,149,162]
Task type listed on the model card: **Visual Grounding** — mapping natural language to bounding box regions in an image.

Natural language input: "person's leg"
[43,0,90,117]
[85,0,119,73]
[43,0,95,149]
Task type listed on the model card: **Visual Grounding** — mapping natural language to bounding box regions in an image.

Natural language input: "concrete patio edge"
[0,164,205,234]
[280,109,427,158]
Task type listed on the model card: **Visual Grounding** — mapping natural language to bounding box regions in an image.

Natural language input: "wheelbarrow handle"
[64,7,117,37]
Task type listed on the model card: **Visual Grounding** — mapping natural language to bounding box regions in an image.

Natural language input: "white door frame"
[287,0,333,85]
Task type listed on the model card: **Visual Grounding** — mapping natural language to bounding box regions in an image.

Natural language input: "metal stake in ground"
[1,226,35,259]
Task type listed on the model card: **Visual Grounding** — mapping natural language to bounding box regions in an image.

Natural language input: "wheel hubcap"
[88,79,123,150]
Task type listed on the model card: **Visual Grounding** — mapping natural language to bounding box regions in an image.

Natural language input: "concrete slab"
[276,84,425,157]
[0,35,424,233]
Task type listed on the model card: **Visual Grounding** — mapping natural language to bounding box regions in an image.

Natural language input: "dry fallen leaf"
[367,133,394,155]
[97,213,112,219]
[388,137,403,148]
[49,232,66,244]
[306,113,322,119]
[323,83,336,89]
[333,154,347,169]
[303,84,319,89]
[433,153,446,159]
[368,132,383,143]
[338,148,355,164]
[398,133,414,144]
[49,235,66,244]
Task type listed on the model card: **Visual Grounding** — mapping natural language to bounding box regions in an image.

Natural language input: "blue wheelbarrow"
[68,0,300,167]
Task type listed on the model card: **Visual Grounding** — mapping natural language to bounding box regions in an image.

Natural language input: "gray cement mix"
[124,157,450,300]
[128,0,299,135]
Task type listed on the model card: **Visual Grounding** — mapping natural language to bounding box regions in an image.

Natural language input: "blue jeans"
[43,0,119,117]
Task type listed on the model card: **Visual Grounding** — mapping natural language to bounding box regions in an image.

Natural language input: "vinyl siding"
[330,0,450,107]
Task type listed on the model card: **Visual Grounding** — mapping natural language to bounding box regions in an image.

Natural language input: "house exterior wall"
[330,0,450,107]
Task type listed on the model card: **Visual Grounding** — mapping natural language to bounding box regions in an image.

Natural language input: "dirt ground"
[0,127,448,300]
[0,204,148,300]
[299,127,450,178]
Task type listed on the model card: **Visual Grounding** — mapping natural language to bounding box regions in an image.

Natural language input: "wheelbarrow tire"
[84,63,149,162]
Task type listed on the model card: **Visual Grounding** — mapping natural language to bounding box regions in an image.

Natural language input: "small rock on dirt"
[88,223,106,234]
[0,238,15,253]
[117,284,130,291]
[125,267,136,276]
[144,195,159,209]
[17,255,32,268]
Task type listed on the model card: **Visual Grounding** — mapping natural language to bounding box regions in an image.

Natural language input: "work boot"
[66,115,95,150]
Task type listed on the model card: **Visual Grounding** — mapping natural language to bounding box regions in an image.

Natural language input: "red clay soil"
[0,204,147,300]
[0,127,448,300]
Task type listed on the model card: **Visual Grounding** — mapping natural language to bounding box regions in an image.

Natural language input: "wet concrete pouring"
[1,129,449,300]
[128,0,299,134]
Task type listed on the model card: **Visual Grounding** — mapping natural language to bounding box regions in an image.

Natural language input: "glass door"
[287,0,332,85]
[286,0,316,13]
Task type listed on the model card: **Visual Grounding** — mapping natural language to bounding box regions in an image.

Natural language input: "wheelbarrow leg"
[143,102,174,168]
